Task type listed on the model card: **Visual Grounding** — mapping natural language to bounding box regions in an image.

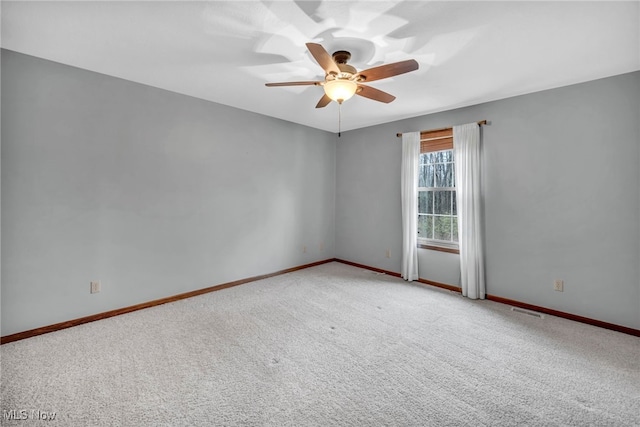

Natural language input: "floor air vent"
[511,307,544,319]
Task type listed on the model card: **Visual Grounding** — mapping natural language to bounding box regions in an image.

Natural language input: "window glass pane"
[444,150,453,162]
[428,165,435,187]
[433,191,452,215]
[418,215,433,239]
[438,163,455,187]
[452,192,457,215]
[428,192,434,214]
[433,216,452,241]
[452,217,458,242]
[418,164,434,188]
[434,163,444,187]
[451,162,455,187]
[418,191,429,214]
[430,150,454,187]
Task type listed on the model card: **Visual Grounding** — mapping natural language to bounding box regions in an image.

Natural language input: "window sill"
[417,243,460,254]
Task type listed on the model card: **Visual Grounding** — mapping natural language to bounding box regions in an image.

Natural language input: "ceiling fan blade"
[315,94,332,108]
[357,59,419,83]
[356,84,396,103]
[306,42,340,75]
[265,81,322,87]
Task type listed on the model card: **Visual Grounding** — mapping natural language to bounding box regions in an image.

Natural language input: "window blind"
[420,128,453,153]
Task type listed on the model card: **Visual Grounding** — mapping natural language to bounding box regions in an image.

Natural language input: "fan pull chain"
[338,102,342,138]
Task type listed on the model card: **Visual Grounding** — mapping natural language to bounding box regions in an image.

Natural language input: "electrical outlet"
[553,279,564,292]
[303,246,307,253]
[90,280,101,294]
[385,249,391,258]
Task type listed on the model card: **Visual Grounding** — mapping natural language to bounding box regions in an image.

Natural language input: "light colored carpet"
[1,261,639,426]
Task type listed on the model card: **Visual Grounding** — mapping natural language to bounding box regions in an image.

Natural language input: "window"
[417,128,459,253]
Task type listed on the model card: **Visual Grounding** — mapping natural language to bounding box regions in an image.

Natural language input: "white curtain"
[453,123,485,299]
[401,132,420,281]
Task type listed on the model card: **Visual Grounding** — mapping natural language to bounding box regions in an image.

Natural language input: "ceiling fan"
[265,43,419,108]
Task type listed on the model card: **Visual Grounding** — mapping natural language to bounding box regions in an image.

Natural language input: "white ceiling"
[2,1,639,133]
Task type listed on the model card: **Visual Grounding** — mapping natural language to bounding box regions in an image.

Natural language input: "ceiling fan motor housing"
[332,50,351,64]
[330,50,358,79]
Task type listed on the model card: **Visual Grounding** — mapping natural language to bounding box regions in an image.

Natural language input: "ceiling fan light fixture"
[265,43,419,108]
[324,79,357,104]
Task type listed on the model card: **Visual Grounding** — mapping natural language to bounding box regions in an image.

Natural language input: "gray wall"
[1,50,336,336]
[3,48,639,335]
[337,71,640,330]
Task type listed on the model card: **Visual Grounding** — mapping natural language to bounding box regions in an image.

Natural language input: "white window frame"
[417,148,459,252]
